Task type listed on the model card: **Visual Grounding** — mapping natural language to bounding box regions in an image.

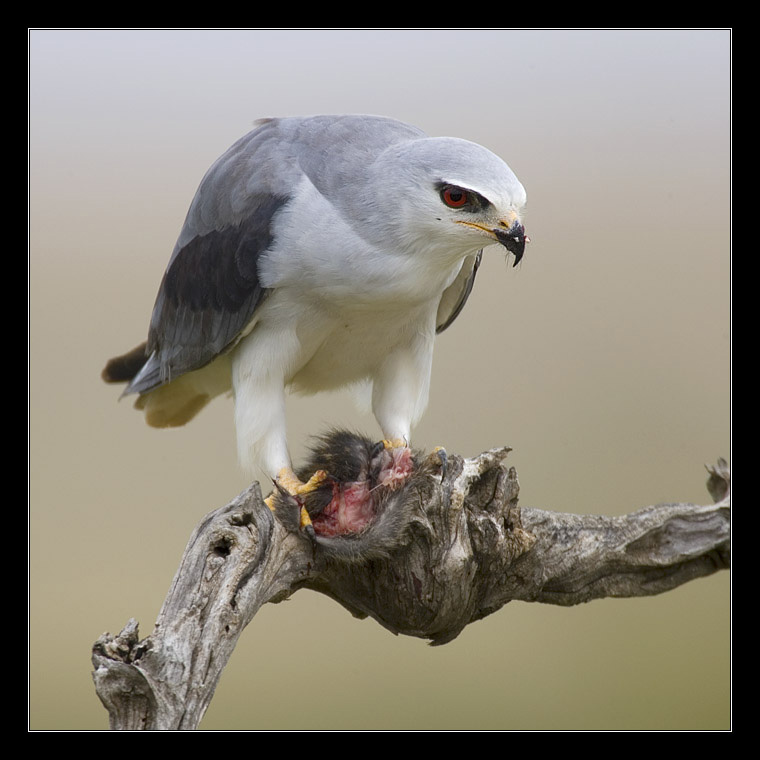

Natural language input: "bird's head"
[368,136,528,266]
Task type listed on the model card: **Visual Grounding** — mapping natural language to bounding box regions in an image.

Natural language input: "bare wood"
[91,451,730,730]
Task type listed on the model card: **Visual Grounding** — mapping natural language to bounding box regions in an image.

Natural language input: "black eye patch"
[436,182,490,213]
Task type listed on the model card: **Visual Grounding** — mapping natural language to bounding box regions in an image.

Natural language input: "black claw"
[436,448,448,478]
[303,522,317,559]
[369,439,386,460]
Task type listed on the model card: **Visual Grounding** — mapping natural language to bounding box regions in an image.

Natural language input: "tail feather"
[101,342,148,384]
[103,342,232,428]
[135,381,212,427]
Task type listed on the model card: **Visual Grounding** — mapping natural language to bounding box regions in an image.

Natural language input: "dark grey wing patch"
[126,193,288,395]
[435,250,482,334]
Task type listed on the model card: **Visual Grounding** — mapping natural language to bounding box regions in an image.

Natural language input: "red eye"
[442,186,468,208]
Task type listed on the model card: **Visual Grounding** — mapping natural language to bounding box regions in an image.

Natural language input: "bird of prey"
[103,114,527,514]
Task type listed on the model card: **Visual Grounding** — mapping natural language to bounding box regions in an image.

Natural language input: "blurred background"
[29,29,730,730]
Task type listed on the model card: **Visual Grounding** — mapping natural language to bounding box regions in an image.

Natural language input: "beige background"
[29,29,730,731]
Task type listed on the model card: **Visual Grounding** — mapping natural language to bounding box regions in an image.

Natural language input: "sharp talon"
[425,446,448,477]
[304,522,317,559]
[436,448,448,478]
[300,505,314,530]
[298,506,317,554]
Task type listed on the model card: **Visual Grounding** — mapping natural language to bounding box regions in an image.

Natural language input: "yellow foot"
[382,438,409,450]
[278,467,329,496]
[265,467,329,508]
[264,495,315,533]
[265,467,330,542]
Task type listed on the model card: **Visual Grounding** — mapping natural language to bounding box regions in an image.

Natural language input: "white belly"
[289,301,435,393]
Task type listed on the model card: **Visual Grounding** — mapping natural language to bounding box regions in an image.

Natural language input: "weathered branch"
[91,450,729,730]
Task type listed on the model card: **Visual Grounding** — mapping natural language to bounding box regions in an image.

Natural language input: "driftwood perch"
[91,448,730,730]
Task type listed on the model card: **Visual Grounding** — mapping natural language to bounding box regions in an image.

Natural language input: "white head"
[359,136,528,265]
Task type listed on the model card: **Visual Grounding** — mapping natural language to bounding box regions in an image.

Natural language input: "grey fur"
[272,430,440,562]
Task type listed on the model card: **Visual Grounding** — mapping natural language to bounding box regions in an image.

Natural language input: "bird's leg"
[380,437,409,451]
[371,329,433,440]
[276,466,330,496]
[232,330,330,530]
[370,333,435,488]
[264,467,330,540]
[366,439,413,491]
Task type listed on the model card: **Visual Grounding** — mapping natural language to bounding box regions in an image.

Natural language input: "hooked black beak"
[493,222,527,267]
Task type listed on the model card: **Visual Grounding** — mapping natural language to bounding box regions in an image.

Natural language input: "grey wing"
[435,251,482,334]
[126,120,297,395]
